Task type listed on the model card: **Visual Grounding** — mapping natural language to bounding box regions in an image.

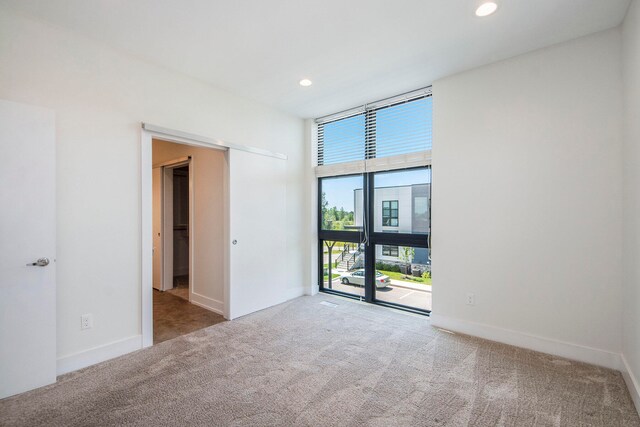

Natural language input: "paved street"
[328,278,431,311]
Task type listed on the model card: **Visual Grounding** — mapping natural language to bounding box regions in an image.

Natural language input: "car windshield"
[375,271,383,277]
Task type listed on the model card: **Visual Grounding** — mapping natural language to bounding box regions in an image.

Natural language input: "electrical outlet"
[466,293,475,306]
[81,314,93,330]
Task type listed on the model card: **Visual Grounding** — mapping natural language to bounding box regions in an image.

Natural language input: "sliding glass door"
[318,166,431,314]
[318,175,365,299]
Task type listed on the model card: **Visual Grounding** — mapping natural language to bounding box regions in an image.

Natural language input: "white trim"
[141,127,234,347]
[159,158,192,292]
[161,166,174,291]
[227,287,306,320]
[223,151,230,319]
[190,292,224,315]
[285,286,306,301]
[314,86,432,124]
[430,313,622,370]
[622,354,640,416]
[153,156,189,168]
[142,123,287,160]
[56,335,142,376]
[141,131,153,348]
[315,150,432,177]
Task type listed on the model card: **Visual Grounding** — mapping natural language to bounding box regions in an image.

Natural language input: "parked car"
[339,270,390,289]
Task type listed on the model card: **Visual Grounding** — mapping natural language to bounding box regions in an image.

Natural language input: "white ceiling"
[1,0,631,118]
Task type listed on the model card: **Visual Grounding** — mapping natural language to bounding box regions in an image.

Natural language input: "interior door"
[229,149,287,319]
[0,99,56,398]
[152,167,162,290]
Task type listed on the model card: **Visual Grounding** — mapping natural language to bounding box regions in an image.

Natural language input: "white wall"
[305,119,319,295]
[374,187,413,233]
[0,7,306,363]
[622,0,640,411]
[432,29,624,367]
[152,140,226,313]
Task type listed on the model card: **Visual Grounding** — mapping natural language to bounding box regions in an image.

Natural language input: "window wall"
[316,88,432,313]
[318,167,431,313]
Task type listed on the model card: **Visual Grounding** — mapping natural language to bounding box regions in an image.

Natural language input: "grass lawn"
[322,273,340,281]
[378,270,432,286]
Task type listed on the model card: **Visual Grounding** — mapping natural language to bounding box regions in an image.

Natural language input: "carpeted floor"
[153,289,226,344]
[1,295,638,426]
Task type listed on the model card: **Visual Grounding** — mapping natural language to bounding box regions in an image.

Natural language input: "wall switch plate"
[466,293,475,306]
[81,314,93,330]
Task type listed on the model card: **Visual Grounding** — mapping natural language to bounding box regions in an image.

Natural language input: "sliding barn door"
[228,149,287,319]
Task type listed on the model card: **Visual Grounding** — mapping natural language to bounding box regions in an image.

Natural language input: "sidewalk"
[390,279,432,292]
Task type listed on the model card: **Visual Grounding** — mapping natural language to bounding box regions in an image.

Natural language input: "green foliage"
[399,247,415,265]
[422,271,431,280]
[375,262,402,273]
[378,269,432,286]
[321,192,355,230]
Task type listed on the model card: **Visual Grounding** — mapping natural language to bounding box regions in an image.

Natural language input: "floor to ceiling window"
[316,87,432,314]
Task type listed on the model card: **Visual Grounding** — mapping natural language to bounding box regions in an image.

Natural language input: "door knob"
[27,257,50,267]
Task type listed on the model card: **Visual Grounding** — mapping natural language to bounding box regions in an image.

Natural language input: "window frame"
[382,200,399,227]
[381,245,399,257]
[317,166,431,315]
[316,89,432,168]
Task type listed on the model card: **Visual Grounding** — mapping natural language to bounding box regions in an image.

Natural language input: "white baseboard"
[621,354,640,416]
[57,335,142,376]
[228,287,307,320]
[285,286,306,300]
[430,314,622,370]
[190,292,224,315]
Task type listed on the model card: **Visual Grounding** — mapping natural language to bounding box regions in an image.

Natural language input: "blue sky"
[322,168,431,211]
[321,97,433,211]
[322,97,433,165]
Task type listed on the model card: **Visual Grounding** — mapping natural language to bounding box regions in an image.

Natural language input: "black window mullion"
[370,232,429,248]
[318,230,364,242]
[364,173,374,303]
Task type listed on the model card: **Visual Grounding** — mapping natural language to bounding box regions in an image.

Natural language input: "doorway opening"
[151,138,226,344]
[166,165,189,300]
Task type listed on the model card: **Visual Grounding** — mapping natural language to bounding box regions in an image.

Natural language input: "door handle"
[27,257,50,267]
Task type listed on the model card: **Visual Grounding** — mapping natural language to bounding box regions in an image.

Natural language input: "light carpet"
[0,295,638,426]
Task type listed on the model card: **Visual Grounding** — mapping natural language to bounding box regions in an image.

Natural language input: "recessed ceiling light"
[299,79,313,87]
[476,1,498,17]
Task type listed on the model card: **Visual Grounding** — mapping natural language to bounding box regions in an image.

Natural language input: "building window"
[382,245,399,257]
[382,200,399,226]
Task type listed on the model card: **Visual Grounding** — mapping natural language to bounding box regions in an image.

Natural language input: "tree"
[321,192,329,229]
[399,246,415,275]
[324,240,337,288]
[321,192,356,230]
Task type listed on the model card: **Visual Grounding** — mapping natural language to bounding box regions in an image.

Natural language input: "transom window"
[382,200,399,227]
[316,88,432,168]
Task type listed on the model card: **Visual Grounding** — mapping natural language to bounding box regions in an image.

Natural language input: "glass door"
[318,175,366,300]
[369,168,431,312]
[318,167,431,314]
